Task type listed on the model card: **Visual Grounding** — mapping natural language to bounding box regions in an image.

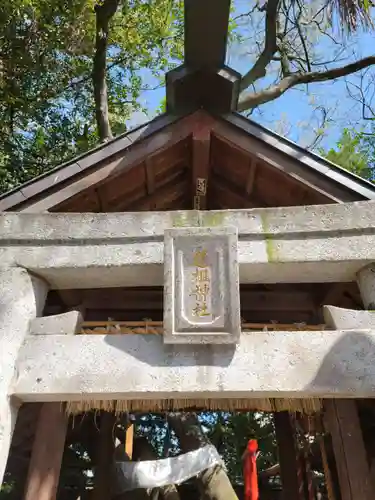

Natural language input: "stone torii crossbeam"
[1,202,375,403]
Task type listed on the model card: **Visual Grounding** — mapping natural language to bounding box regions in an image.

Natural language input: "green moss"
[265,238,276,263]
[172,211,199,227]
[201,212,227,227]
[260,213,277,263]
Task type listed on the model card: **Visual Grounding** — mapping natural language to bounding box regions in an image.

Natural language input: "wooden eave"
[0,112,186,212]
[1,109,374,214]
[220,112,375,201]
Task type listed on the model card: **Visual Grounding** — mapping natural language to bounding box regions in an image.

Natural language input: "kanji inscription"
[189,248,212,319]
[163,226,240,344]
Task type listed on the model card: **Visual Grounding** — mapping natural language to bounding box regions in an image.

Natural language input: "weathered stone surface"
[163,226,240,344]
[0,201,374,288]
[357,263,375,309]
[323,305,375,329]
[0,267,48,486]
[29,311,83,335]
[12,329,375,401]
[2,201,374,240]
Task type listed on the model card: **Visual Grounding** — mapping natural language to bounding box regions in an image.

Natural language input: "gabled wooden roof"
[1,0,374,213]
[0,109,374,213]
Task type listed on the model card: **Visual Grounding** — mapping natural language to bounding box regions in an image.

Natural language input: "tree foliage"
[135,411,278,485]
[0,0,183,193]
[320,127,375,181]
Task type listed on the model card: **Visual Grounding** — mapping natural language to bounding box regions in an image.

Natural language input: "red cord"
[244,439,259,500]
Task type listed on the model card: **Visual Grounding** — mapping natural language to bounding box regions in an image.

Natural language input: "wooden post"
[92,411,116,500]
[125,423,134,460]
[274,411,304,500]
[319,436,336,500]
[24,403,68,500]
[324,399,373,500]
[302,445,315,500]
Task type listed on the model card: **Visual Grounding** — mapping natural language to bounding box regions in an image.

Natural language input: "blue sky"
[128,0,374,152]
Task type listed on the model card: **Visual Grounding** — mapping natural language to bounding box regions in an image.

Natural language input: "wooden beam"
[184,0,230,68]
[80,288,315,312]
[191,115,213,210]
[324,399,373,500]
[320,283,347,308]
[80,320,324,335]
[24,403,68,500]
[57,289,84,309]
[274,412,303,500]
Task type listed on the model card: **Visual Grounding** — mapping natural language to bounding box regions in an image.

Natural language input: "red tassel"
[244,439,259,500]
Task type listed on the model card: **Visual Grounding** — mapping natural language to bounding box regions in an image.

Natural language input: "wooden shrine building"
[1,1,375,499]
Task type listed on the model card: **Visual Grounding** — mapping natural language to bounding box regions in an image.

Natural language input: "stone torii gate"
[1,0,375,498]
[1,203,375,498]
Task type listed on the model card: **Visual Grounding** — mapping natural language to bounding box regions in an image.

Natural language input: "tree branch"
[345,70,375,121]
[293,0,311,72]
[93,0,121,142]
[240,0,281,91]
[238,55,375,111]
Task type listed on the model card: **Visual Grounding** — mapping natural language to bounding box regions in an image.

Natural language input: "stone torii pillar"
[0,267,48,486]
[357,262,375,495]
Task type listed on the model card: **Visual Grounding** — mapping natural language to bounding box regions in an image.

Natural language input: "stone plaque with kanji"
[163,226,240,344]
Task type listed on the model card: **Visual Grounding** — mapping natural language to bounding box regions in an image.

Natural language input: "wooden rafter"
[245,159,257,196]
[144,158,155,196]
